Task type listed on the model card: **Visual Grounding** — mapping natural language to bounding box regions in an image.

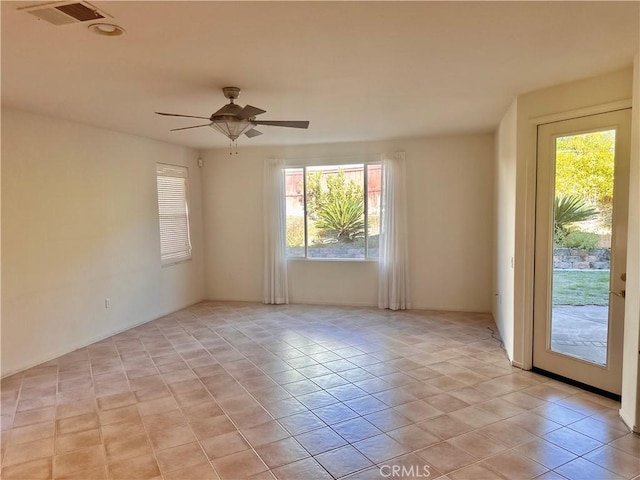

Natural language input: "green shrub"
[554,195,598,236]
[315,198,365,243]
[557,231,600,250]
[286,216,304,247]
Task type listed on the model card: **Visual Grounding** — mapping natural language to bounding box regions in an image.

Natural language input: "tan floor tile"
[8,421,54,445]
[101,417,145,442]
[107,453,161,480]
[1,457,52,480]
[418,414,473,440]
[505,411,562,436]
[447,431,507,459]
[584,444,640,478]
[2,303,635,480]
[479,419,538,448]
[481,450,548,479]
[315,445,374,478]
[212,449,269,480]
[57,466,107,480]
[13,406,56,428]
[98,405,141,426]
[448,405,502,428]
[568,416,628,443]
[155,441,208,473]
[447,462,504,480]
[393,400,442,422]
[181,400,225,422]
[96,392,136,411]
[543,426,603,456]
[163,462,220,480]
[352,433,411,463]
[141,409,186,432]
[476,397,527,419]
[148,423,196,451]
[387,425,441,450]
[255,437,309,469]
[513,438,576,470]
[16,394,57,412]
[104,433,152,462]
[271,457,333,480]
[137,396,179,417]
[201,430,250,459]
[295,426,347,455]
[55,428,102,454]
[241,420,290,447]
[554,457,624,480]
[56,412,100,435]
[415,442,476,473]
[3,436,54,466]
[53,444,106,478]
[610,433,640,457]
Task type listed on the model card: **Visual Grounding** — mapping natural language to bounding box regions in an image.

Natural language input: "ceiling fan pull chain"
[229,140,233,156]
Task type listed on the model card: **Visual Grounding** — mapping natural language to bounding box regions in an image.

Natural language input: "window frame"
[156,163,192,266]
[285,161,381,261]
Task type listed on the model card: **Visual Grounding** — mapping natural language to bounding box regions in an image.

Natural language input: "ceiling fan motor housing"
[222,87,241,101]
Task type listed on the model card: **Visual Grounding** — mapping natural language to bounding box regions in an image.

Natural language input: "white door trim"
[519,100,633,372]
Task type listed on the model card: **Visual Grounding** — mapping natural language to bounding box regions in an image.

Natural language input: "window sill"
[161,258,192,268]
[287,257,378,263]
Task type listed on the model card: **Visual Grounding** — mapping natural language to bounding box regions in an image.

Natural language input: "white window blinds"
[156,163,192,265]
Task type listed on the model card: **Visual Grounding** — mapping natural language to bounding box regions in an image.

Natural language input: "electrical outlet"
[105,298,110,309]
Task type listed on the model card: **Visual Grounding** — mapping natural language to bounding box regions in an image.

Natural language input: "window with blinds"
[156,163,192,265]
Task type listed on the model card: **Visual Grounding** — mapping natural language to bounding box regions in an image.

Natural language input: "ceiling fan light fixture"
[209,118,254,141]
[88,22,125,36]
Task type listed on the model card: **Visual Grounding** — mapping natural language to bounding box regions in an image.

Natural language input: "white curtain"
[378,152,411,310]
[263,158,289,304]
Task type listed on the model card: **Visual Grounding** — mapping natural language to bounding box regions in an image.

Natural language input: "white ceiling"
[2,1,638,150]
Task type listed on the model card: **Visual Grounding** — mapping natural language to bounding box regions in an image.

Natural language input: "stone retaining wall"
[554,247,610,270]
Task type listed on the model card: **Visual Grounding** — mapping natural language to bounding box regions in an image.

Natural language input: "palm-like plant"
[554,195,598,235]
[315,198,365,243]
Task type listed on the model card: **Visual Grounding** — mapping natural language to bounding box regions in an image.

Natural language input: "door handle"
[610,290,626,298]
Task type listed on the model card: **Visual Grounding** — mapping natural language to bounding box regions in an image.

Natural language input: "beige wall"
[493,100,518,361]
[513,67,634,368]
[494,65,640,416]
[1,109,206,376]
[494,68,634,368]
[201,134,494,312]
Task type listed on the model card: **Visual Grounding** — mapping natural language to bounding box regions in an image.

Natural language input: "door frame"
[519,100,633,373]
[532,109,630,396]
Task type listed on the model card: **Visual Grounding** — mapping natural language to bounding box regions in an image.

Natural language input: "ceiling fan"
[156,87,309,152]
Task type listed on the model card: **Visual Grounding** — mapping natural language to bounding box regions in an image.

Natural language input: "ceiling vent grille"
[19,1,109,26]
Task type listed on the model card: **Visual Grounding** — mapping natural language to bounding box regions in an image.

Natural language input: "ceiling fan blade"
[253,120,309,129]
[245,128,263,138]
[170,124,211,131]
[237,105,267,120]
[156,112,210,120]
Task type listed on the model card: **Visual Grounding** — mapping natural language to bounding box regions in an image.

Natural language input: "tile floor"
[1,301,639,480]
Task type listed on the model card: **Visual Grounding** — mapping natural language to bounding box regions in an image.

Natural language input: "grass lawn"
[553,270,610,306]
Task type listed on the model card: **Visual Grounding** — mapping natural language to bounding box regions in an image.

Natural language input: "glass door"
[533,109,630,396]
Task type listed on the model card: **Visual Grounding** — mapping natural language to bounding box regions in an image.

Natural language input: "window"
[285,163,381,259]
[156,163,192,265]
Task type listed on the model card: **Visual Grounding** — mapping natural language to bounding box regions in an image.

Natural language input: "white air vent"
[19,1,111,26]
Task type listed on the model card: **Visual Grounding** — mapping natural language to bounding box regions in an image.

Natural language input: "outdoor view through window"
[551,130,616,365]
[285,164,381,259]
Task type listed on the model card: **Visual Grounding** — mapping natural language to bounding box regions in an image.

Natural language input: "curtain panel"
[263,158,289,304]
[378,152,411,310]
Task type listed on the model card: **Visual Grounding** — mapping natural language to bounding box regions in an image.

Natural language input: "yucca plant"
[554,195,598,236]
[315,198,365,243]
